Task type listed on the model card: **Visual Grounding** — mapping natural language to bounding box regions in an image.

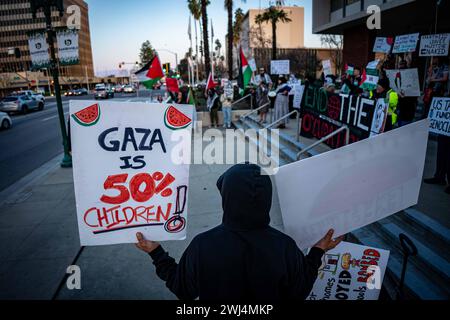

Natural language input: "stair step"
[404,208,450,243]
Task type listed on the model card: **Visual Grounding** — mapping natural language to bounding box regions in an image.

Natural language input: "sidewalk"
[0,131,284,300]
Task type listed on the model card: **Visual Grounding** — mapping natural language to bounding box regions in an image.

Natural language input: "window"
[331,0,343,11]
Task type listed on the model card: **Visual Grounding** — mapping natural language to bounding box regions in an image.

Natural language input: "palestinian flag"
[135,55,164,89]
[186,87,196,105]
[238,47,253,95]
[205,72,217,94]
[166,77,180,93]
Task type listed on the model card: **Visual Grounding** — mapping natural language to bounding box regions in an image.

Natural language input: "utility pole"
[30,0,72,168]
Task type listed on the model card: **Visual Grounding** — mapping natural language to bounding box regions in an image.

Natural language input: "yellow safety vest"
[387,89,398,125]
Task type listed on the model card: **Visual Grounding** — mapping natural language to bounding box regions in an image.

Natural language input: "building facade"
[312,0,450,79]
[0,0,94,94]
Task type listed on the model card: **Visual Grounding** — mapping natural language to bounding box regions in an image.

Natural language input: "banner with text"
[428,97,450,136]
[56,28,80,66]
[373,37,393,54]
[70,101,194,246]
[419,33,450,56]
[307,242,390,300]
[386,68,421,97]
[28,31,50,70]
[271,60,290,75]
[392,33,420,53]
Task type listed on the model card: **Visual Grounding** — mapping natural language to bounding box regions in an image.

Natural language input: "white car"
[18,90,45,103]
[123,85,136,93]
[0,112,12,130]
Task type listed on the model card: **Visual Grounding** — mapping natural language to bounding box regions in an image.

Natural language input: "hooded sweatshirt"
[148,163,324,301]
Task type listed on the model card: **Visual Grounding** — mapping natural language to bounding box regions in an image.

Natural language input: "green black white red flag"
[135,55,164,89]
[238,47,253,95]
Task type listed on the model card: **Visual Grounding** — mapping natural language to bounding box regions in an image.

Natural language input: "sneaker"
[424,177,447,185]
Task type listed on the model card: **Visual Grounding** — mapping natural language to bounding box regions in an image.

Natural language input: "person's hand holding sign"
[135,232,160,254]
[313,229,344,252]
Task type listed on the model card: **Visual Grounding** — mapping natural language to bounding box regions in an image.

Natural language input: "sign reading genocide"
[270,60,290,75]
[300,86,376,149]
[56,28,79,66]
[392,33,420,53]
[70,101,194,246]
[276,119,429,250]
[419,33,450,56]
[428,97,450,137]
[28,31,50,70]
[307,242,390,301]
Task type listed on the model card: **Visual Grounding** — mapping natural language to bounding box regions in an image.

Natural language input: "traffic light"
[163,63,170,74]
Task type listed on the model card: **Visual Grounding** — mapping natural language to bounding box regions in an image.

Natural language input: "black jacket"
[149,164,324,301]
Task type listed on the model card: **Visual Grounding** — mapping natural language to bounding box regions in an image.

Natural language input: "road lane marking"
[42,112,69,122]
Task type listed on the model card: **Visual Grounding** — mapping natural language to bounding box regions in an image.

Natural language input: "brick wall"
[343,26,376,70]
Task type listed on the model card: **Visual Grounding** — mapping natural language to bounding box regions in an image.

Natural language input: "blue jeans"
[223,107,232,127]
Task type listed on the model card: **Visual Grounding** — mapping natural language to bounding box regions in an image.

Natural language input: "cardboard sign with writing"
[275,119,429,250]
[392,33,420,53]
[322,60,332,77]
[271,60,290,75]
[70,101,194,246]
[293,84,305,109]
[419,33,450,56]
[373,37,393,53]
[385,68,421,97]
[307,242,390,301]
[370,99,389,137]
[428,97,450,137]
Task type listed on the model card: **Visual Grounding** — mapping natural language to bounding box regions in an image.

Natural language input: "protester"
[373,78,399,131]
[350,66,363,95]
[220,91,233,129]
[206,88,220,128]
[397,60,417,127]
[253,68,273,88]
[424,57,450,194]
[256,81,270,124]
[274,76,291,129]
[135,163,344,301]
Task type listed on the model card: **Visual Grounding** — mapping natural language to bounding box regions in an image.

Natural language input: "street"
[0,90,162,192]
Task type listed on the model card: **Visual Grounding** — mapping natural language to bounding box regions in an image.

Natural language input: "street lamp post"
[157,49,178,72]
[30,0,72,168]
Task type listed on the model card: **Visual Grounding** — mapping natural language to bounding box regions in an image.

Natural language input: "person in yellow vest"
[373,78,398,131]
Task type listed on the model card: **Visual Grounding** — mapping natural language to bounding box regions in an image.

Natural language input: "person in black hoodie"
[135,163,343,301]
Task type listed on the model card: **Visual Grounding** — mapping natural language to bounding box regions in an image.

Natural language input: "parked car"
[94,85,114,99]
[0,94,44,114]
[123,85,136,93]
[113,85,124,93]
[65,89,77,96]
[0,112,12,130]
[75,88,89,96]
[18,90,45,103]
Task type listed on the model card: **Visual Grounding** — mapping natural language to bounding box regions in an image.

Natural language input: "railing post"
[296,111,301,142]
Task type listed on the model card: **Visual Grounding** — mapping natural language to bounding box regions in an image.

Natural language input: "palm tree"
[224,0,246,79]
[255,6,292,60]
[188,0,201,79]
[200,0,211,76]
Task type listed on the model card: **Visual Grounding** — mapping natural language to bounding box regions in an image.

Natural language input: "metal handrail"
[231,94,252,108]
[296,125,350,160]
[265,110,301,142]
[240,102,270,120]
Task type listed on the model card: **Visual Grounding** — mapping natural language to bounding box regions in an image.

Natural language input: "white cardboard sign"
[70,101,194,246]
[322,60,332,77]
[293,84,305,109]
[373,37,393,54]
[307,242,390,300]
[428,97,450,137]
[392,33,420,53]
[385,68,421,97]
[419,33,450,57]
[271,60,290,75]
[275,120,429,250]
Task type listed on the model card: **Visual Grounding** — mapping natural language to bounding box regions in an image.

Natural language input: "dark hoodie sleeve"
[286,241,325,300]
[149,243,199,301]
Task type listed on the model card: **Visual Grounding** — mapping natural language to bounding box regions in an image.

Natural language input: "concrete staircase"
[234,113,450,300]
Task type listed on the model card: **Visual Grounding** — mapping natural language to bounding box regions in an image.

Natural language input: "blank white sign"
[275,120,429,250]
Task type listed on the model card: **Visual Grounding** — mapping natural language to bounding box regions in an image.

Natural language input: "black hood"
[217,163,272,231]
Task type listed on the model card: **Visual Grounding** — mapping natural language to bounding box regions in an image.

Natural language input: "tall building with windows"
[0,0,94,78]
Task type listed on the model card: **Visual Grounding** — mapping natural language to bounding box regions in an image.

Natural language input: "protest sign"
[248,58,257,72]
[392,33,420,53]
[293,84,305,109]
[322,60,332,77]
[373,37,393,53]
[56,28,79,66]
[70,101,194,246]
[300,86,376,148]
[307,242,390,300]
[275,119,429,250]
[370,99,389,137]
[28,31,50,70]
[271,60,290,75]
[419,33,450,56]
[428,97,450,137]
[386,68,421,97]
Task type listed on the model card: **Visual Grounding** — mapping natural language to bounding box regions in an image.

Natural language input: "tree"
[188,0,201,62]
[224,0,246,79]
[139,40,155,67]
[232,8,245,45]
[200,0,211,76]
[320,34,344,76]
[255,6,292,60]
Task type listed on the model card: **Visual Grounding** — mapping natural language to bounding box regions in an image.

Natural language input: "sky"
[85,0,322,75]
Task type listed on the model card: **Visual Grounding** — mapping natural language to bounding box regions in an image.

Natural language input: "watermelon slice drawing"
[164,106,192,130]
[72,103,101,127]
